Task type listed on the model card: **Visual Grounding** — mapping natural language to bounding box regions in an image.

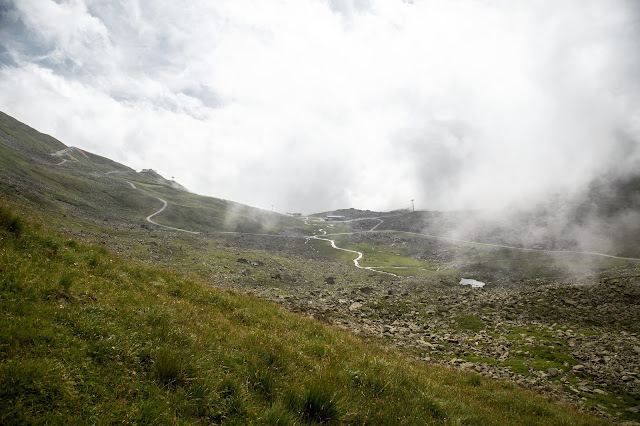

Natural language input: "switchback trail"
[306,218,399,276]
[47,150,197,235]
[145,197,200,235]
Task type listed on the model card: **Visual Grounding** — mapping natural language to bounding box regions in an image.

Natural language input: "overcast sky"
[1,0,639,214]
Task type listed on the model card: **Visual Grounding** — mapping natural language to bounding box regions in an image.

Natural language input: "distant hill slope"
[375,178,640,258]
[310,208,390,219]
[0,111,300,234]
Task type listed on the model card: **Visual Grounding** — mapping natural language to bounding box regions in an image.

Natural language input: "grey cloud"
[181,85,225,110]
[0,2,49,65]
[326,0,372,19]
[0,0,638,218]
[391,120,474,211]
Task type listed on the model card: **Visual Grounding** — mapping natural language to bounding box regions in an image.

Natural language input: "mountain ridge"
[0,110,300,235]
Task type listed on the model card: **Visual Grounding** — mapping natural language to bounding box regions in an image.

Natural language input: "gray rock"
[547,367,561,377]
[349,302,362,311]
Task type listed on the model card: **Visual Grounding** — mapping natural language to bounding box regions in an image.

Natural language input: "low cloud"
[0,0,638,215]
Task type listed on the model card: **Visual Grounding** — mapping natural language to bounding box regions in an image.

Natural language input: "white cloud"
[0,0,639,213]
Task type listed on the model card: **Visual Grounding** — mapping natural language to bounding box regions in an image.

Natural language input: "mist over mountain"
[1,0,639,214]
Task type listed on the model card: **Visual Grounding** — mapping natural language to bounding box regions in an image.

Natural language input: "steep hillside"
[0,111,300,234]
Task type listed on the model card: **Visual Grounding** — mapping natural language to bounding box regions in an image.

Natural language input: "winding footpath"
[144,197,200,235]
[48,152,200,234]
[306,220,400,276]
[369,218,384,231]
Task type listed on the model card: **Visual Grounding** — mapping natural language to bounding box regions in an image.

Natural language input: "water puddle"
[459,278,486,288]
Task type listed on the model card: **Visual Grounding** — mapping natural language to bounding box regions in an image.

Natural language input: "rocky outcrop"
[236,270,640,420]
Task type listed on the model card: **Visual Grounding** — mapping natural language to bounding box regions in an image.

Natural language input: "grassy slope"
[0,113,157,223]
[0,202,604,425]
[0,110,300,234]
[0,111,66,155]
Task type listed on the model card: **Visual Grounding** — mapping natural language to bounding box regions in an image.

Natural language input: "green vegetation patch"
[453,315,486,332]
[323,236,458,277]
[503,344,578,375]
[332,239,424,267]
[308,238,359,264]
